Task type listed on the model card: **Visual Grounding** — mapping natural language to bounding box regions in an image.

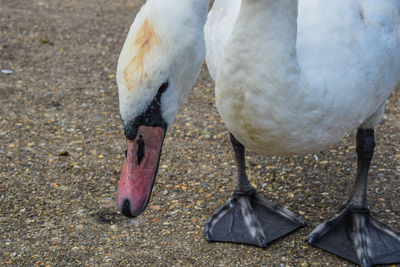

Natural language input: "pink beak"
[117,125,165,217]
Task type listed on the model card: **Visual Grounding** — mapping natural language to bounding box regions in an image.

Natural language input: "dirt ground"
[1,1,399,266]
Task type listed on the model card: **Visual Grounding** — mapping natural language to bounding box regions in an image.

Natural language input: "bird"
[115,0,400,266]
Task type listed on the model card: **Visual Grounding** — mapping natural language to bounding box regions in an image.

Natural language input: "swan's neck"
[188,0,210,18]
[241,0,299,60]
[220,0,302,92]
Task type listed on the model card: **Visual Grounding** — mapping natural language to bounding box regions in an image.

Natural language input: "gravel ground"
[1,1,399,266]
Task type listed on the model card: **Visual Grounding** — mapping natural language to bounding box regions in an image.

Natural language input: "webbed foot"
[204,191,305,248]
[307,206,400,267]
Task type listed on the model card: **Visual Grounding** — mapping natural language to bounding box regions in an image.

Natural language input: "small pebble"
[1,69,12,75]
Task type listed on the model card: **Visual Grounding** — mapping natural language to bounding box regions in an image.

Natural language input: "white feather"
[117,0,208,127]
[205,0,241,80]
[210,0,400,155]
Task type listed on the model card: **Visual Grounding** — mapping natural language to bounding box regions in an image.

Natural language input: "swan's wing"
[205,0,241,81]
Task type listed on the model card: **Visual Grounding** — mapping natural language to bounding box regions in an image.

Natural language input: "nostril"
[137,135,145,165]
[121,199,135,218]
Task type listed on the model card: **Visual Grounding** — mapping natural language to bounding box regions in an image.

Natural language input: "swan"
[115,0,400,266]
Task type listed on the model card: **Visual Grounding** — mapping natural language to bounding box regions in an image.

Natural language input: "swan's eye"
[158,81,169,95]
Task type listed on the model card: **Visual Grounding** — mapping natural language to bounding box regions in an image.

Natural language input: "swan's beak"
[117,125,165,217]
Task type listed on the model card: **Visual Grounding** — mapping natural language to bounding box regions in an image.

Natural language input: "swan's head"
[116,0,208,217]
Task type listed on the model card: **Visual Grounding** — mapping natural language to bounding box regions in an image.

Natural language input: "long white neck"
[218,0,303,97]
[186,0,210,20]
[215,0,314,153]
[240,0,299,65]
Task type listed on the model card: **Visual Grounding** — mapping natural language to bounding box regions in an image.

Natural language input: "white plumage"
[206,0,400,156]
[117,0,208,127]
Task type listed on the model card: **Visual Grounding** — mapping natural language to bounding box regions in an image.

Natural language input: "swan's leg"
[307,129,400,267]
[204,134,305,247]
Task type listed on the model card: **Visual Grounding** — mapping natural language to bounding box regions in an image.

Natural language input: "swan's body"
[206,0,400,155]
[116,1,400,266]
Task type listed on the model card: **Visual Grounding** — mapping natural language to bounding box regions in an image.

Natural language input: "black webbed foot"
[307,206,400,267]
[204,191,305,248]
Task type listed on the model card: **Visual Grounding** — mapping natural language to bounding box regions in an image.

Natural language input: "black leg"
[204,133,305,248]
[230,133,256,195]
[307,129,400,267]
[350,128,375,208]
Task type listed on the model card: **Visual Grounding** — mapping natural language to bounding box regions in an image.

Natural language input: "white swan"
[115,0,400,266]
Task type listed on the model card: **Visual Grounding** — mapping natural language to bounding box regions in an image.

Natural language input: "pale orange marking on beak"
[124,18,161,91]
